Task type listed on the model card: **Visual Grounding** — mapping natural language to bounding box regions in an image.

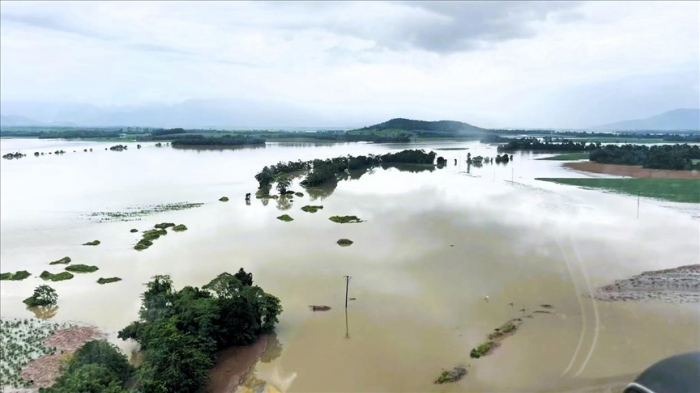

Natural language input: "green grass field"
[538,152,590,161]
[537,178,700,203]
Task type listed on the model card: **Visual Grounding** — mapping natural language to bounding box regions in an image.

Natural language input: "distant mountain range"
[593,109,700,131]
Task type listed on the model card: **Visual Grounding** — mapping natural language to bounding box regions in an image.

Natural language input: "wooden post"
[344,276,351,309]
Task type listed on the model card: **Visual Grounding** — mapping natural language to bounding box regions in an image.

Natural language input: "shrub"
[130,229,138,233]
[470,341,495,359]
[23,285,58,307]
[65,264,99,273]
[172,224,187,231]
[154,223,175,229]
[277,214,294,222]
[0,270,31,281]
[98,277,122,284]
[301,205,323,213]
[49,256,72,265]
[40,271,74,281]
[337,239,354,247]
[329,215,363,224]
[83,240,101,246]
[219,196,229,202]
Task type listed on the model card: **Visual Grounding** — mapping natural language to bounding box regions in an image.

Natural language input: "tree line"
[170,135,265,146]
[255,149,437,190]
[589,144,700,170]
[497,137,599,152]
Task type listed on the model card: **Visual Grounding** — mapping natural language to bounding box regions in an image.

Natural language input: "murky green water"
[1,138,698,392]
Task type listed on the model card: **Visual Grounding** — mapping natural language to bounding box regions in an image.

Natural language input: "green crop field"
[537,178,700,203]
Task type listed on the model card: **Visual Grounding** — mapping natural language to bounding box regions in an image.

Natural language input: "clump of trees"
[170,135,265,146]
[589,144,700,170]
[2,152,26,160]
[109,145,128,151]
[65,264,99,273]
[497,137,598,152]
[254,150,438,190]
[40,271,74,281]
[0,270,31,281]
[23,285,58,307]
[116,270,282,393]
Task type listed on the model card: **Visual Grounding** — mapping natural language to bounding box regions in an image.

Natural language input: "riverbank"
[564,162,700,179]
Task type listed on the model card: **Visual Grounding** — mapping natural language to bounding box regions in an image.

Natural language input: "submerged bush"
[142,229,167,241]
[329,215,363,224]
[65,264,99,273]
[470,341,495,359]
[172,224,187,231]
[49,256,72,265]
[435,366,467,384]
[219,196,229,202]
[134,239,153,251]
[23,284,58,307]
[301,205,323,213]
[337,239,354,247]
[130,228,138,233]
[98,277,122,284]
[295,192,304,197]
[40,271,74,281]
[0,270,31,281]
[154,222,175,229]
[277,214,294,222]
[82,240,101,246]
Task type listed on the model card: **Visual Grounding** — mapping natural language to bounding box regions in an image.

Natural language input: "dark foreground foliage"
[115,269,282,393]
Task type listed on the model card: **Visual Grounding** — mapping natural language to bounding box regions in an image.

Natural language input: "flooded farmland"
[1,138,698,392]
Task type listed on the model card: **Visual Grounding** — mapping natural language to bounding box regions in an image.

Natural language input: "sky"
[1,1,698,129]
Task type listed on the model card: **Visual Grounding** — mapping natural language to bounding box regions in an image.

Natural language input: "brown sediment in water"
[596,264,700,303]
[208,335,269,393]
[564,162,700,179]
[20,325,105,387]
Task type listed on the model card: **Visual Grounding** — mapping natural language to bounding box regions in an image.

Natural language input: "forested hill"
[355,118,485,134]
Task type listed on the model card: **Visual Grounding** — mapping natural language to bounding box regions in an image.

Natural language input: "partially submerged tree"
[276,175,291,195]
[23,285,58,307]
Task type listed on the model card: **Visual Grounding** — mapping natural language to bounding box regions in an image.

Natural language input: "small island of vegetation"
[49,256,71,265]
[65,264,99,273]
[0,270,31,281]
[40,271,74,282]
[329,215,363,224]
[97,277,122,284]
[301,205,323,213]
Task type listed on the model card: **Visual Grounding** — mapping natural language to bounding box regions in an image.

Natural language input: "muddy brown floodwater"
[1,138,698,392]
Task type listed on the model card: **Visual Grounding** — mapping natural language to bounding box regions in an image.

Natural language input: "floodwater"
[1,138,699,392]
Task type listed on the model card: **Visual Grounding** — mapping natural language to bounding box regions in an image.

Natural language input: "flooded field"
[1,138,698,392]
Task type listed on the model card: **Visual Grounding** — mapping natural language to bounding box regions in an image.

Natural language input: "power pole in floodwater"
[344,276,351,309]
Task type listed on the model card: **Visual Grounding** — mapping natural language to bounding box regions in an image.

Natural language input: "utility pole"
[343,276,351,309]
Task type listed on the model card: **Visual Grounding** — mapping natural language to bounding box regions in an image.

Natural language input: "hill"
[352,118,485,137]
[593,109,700,131]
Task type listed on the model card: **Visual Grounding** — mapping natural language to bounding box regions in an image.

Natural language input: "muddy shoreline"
[596,264,700,303]
[564,162,700,179]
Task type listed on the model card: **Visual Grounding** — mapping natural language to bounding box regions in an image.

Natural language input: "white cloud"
[0,1,697,128]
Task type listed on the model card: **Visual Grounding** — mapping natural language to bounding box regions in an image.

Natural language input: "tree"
[68,341,132,384]
[39,364,126,393]
[23,285,58,307]
[276,176,291,194]
[234,268,253,286]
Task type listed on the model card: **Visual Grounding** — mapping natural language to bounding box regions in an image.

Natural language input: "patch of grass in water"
[434,366,467,384]
[0,270,31,281]
[337,239,354,247]
[537,178,700,203]
[97,277,122,284]
[40,271,74,281]
[329,215,363,224]
[86,202,204,222]
[65,264,99,273]
[537,152,589,161]
[49,256,71,265]
[82,240,100,246]
[172,224,187,231]
[470,341,495,359]
[277,214,294,222]
[301,205,323,213]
